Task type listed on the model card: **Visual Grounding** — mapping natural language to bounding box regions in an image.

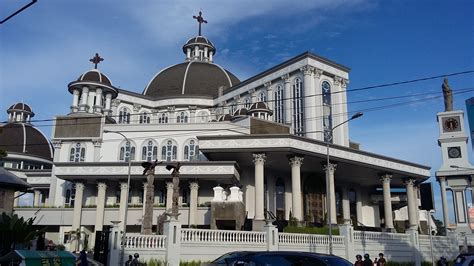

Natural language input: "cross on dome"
[89,53,104,69]
[193,10,207,36]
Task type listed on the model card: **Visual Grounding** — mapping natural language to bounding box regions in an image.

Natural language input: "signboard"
[467,97,474,151]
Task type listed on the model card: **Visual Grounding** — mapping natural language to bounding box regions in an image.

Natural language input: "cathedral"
[2,13,431,251]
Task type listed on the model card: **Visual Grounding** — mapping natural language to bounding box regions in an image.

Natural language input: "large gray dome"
[143,61,240,98]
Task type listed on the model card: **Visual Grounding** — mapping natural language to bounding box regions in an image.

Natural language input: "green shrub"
[180,260,209,266]
[283,226,339,235]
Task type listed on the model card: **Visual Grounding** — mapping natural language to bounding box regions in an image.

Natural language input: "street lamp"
[103,130,132,266]
[325,112,363,255]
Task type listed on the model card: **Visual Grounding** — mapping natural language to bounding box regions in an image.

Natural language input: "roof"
[0,167,30,190]
[7,103,33,115]
[0,123,53,160]
[77,69,112,86]
[143,61,240,98]
[183,36,216,53]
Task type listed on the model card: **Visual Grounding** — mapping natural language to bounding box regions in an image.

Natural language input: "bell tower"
[436,78,474,234]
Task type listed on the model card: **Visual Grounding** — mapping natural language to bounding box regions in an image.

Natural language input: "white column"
[281,74,292,125]
[355,187,363,226]
[94,88,103,113]
[87,90,96,113]
[313,68,324,140]
[33,190,41,207]
[14,191,20,207]
[189,107,197,123]
[381,174,394,230]
[93,139,101,162]
[95,182,107,232]
[253,153,266,221]
[438,177,450,229]
[72,182,84,231]
[265,82,274,116]
[186,48,191,59]
[301,66,316,139]
[324,162,337,225]
[405,178,417,229]
[166,182,173,211]
[72,89,80,112]
[79,87,89,112]
[119,182,129,231]
[142,182,148,216]
[209,51,213,62]
[341,186,351,225]
[204,47,208,60]
[189,182,199,226]
[289,156,304,221]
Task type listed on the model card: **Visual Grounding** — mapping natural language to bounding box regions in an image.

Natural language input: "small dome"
[183,36,216,54]
[233,108,248,117]
[218,114,232,122]
[0,123,53,160]
[143,61,240,98]
[7,103,34,117]
[76,69,112,86]
[248,102,273,115]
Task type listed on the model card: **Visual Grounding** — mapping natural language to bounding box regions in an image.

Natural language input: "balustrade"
[124,235,166,249]
[181,228,265,244]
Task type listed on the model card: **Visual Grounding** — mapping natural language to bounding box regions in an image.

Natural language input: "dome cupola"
[67,53,118,115]
[7,103,34,123]
[248,102,273,120]
[183,11,216,63]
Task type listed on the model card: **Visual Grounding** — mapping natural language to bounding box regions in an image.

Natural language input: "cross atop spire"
[89,53,104,69]
[192,10,207,36]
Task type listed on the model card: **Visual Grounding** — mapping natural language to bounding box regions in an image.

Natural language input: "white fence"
[109,224,461,266]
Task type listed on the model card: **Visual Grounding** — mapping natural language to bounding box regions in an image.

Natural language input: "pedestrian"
[125,255,133,266]
[374,253,386,266]
[131,253,140,266]
[363,254,373,266]
[354,254,364,266]
[78,250,88,266]
[437,256,448,266]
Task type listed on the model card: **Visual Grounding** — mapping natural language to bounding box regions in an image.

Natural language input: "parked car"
[455,253,474,266]
[209,251,352,266]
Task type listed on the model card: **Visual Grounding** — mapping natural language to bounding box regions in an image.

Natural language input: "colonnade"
[70,86,113,114]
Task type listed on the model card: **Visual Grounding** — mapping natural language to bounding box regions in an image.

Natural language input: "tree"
[0,213,44,256]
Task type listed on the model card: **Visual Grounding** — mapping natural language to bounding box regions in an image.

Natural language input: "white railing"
[279,233,344,245]
[124,235,166,249]
[353,231,410,242]
[181,228,266,244]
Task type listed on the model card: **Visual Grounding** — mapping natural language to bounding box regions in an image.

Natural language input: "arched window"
[258,91,267,102]
[161,139,177,162]
[158,113,168,124]
[141,140,158,161]
[244,97,251,108]
[119,140,136,162]
[118,107,131,124]
[69,143,85,162]
[184,139,199,161]
[292,78,304,136]
[274,85,284,123]
[322,81,333,142]
[139,112,150,124]
[176,111,188,123]
[197,111,209,123]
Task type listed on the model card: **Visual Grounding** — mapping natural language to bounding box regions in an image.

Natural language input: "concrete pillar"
[324,163,337,225]
[71,182,85,251]
[438,177,450,229]
[33,190,41,207]
[118,182,129,231]
[13,191,20,207]
[281,74,291,125]
[94,88,103,113]
[339,224,354,260]
[79,86,89,112]
[189,107,197,123]
[166,182,173,211]
[104,93,112,113]
[405,178,417,229]
[107,221,122,266]
[186,48,191,59]
[253,153,266,221]
[95,182,107,232]
[264,223,279,251]
[209,51,213,62]
[87,90,95,113]
[265,82,273,113]
[93,139,101,162]
[313,68,324,140]
[72,89,80,111]
[142,182,148,216]
[381,174,394,230]
[164,218,181,266]
[453,188,468,225]
[189,182,199,226]
[301,66,316,139]
[341,186,351,225]
[289,156,304,221]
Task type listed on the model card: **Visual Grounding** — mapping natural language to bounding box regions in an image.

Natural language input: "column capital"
[403,178,416,186]
[81,86,89,93]
[334,76,343,86]
[97,182,107,190]
[264,81,272,90]
[341,78,349,88]
[188,106,197,113]
[323,162,337,172]
[189,182,199,190]
[380,173,393,183]
[281,74,291,83]
[166,182,174,190]
[52,140,62,149]
[119,182,129,190]
[300,65,315,76]
[248,88,256,96]
[314,68,323,78]
[111,99,121,107]
[289,156,304,167]
[92,139,102,147]
[167,106,176,112]
[133,103,142,112]
[253,153,267,164]
[75,182,85,191]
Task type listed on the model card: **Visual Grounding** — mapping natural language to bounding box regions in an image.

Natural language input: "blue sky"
[1,0,474,221]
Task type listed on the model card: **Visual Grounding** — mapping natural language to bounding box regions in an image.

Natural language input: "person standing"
[363,254,373,266]
[125,255,133,266]
[374,253,386,266]
[354,254,364,266]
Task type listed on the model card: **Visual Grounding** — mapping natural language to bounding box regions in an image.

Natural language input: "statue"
[141,160,161,234]
[165,162,182,219]
[442,78,453,111]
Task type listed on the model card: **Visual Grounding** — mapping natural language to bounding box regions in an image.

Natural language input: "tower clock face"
[442,117,460,132]
[448,146,461,158]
